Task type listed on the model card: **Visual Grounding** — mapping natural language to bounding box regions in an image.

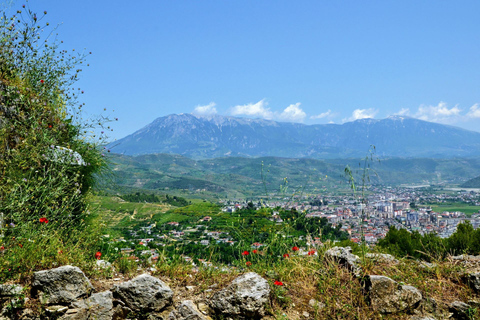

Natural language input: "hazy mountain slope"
[109,114,480,159]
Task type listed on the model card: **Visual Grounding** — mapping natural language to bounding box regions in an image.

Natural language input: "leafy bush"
[0,4,111,281]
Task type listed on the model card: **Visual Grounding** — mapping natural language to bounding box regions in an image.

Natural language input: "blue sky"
[7,1,480,139]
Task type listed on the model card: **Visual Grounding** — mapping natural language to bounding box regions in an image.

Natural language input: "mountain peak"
[109,114,480,159]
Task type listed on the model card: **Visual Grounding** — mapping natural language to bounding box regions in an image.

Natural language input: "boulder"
[113,274,173,313]
[465,272,480,293]
[365,275,422,314]
[32,265,93,305]
[209,272,270,319]
[168,300,209,320]
[60,291,114,320]
[324,246,362,276]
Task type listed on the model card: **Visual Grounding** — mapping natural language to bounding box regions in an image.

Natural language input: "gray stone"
[209,272,270,319]
[0,284,23,297]
[365,253,399,263]
[168,300,209,320]
[466,272,480,293]
[60,291,114,320]
[32,265,93,305]
[365,275,422,314]
[113,274,173,313]
[324,246,362,276]
[449,301,473,320]
[309,298,325,310]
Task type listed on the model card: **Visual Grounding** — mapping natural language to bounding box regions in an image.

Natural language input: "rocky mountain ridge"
[109,114,480,159]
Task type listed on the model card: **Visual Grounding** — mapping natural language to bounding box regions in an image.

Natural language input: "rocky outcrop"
[365,253,399,264]
[324,246,362,276]
[32,265,93,305]
[113,274,173,313]
[209,272,270,319]
[61,291,114,320]
[168,300,209,320]
[364,275,422,314]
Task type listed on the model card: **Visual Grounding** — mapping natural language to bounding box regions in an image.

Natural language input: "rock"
[168,300,209,320]
[410,316,436,320]
[113,274,173,313]
[185,286,196,291]
[197,302,209,314]
[419,262,437,269]
[365,275,422,314]
[302,311,310,318]
[324,246,362,276]
[309,298,325,310]
[209,272,270,319]
[0,284,23,297]
[365,253,399,263]
[449,301,472,320]
[32,265,93,305]
[60,291,113,320]
[465,272,480,293]
[96,260,113,269]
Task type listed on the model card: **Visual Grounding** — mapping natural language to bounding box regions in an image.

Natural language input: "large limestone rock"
[324,246,362,276]
[60,291,114,320]
[32,265,93,305]
[365,275,422,314]
[209,272,270,319]
[168,300,209,320]
[113,274,173,313]
[465,272,480,293]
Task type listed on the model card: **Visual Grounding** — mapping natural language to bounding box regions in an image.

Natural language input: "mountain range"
[109,114,480,159]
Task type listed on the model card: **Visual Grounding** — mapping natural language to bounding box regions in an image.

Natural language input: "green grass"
[428,203,480,216]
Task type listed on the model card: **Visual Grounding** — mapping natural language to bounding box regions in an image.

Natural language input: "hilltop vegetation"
[107,153,480,199]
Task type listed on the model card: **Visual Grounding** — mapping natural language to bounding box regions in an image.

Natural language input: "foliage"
[0,3,111,281]
[378,221,480,260]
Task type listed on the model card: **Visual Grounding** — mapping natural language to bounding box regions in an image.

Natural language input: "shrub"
[0,4,111,281]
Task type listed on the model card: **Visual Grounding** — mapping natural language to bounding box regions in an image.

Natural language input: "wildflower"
[246,261,252,266]
[0,246,4,250]
[23,178,27,182]
[308,250,316,256]
[39,217,49,224]
[40,79,44,83]
[139,241,144,245]
[274,280,283,286]
[58,250,63,254]
[283,253,289,258]
[95,251,101,259]
[292,246,299,251]
[9,223,15,227]
[242,250,249,256]
[253,249,258,254]
[18,244,23,248]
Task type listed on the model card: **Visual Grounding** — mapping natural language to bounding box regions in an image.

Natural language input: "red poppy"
[40,79,44,83]
[18,244,23,248]
[48,125,52,128]
[308,250,316,256]
[0,246,4,250]
[253,249,258,254]
[292,246,299,251]
[95,251,101,259]
[58,250,63,254]
[139,241,144,245]
[242,250,249,256]
[283,253,289,258]
[39,217,49,224]
[274,280,284,286]
[246,261,252,266]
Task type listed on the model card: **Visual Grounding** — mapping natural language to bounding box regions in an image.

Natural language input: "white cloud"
[192,102,217,116]
[230,99,273,119]
[414,101,461,122]
[310,110,332,120]
[466,103,480,119]
[278,103,306,122]
[394,108,410,116]
[343,108,378,122]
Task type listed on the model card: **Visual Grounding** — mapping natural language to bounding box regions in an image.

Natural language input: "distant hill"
[107,153,480,198]
[108,114,480,159]
[461,176,480,188]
